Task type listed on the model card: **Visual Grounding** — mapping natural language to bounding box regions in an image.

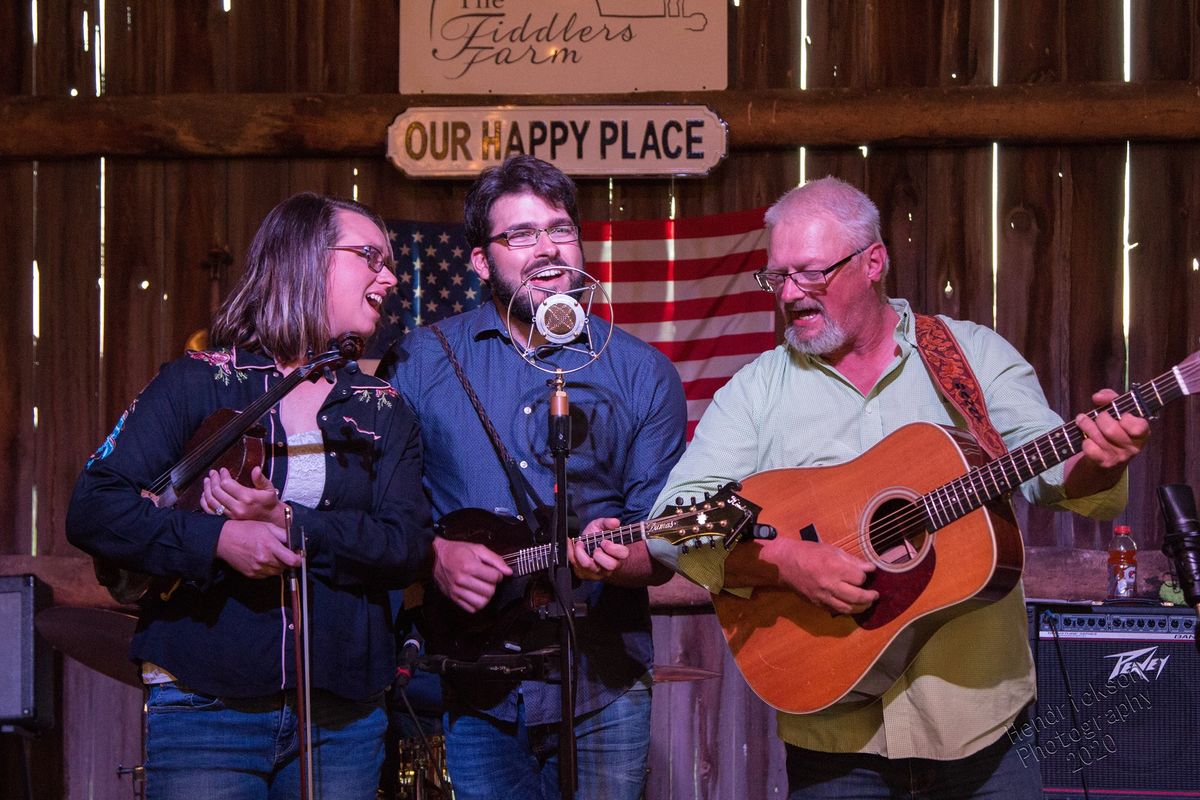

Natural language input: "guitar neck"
[923,365,1190,531]
[506,522,647,577]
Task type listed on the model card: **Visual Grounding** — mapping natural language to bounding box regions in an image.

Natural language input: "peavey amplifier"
[1019,603,1199,799]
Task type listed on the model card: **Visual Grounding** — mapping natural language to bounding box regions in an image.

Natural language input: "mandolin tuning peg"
[680,543,689,555]
[674,496,684,506]
[704,491,711,500]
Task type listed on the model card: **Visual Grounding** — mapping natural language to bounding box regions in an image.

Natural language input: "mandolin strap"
[429,324,545,539]
[913,313,1008,459]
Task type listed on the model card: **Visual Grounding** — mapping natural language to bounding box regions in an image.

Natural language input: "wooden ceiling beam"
[3,82,1199,159]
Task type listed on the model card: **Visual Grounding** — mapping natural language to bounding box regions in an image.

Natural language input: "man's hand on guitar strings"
[1065,387,1152,498]
[568,517,627,582]
[1076,388,1151,469]
[776,540,879,616]
[215,520,301,579]
[202,466,286,528]
[432,536,513,613]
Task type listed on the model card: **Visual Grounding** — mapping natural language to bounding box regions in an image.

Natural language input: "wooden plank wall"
[1,1,1198,799]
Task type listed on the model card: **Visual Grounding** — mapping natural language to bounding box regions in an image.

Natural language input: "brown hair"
[210,192,387,364]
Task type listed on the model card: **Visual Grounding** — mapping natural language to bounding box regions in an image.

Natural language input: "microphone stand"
[547,369,578,800]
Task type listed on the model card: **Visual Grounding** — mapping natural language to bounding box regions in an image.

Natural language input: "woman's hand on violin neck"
[203,466,287,528]
[215,520,301,579]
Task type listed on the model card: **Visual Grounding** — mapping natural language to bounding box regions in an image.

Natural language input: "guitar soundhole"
[864,496,931,573]
[855,492,937,630]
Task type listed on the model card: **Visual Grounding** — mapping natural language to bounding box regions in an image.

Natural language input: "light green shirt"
[649,299,1127,759]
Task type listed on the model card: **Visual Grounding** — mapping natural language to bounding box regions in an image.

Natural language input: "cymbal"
[36,606,140,688]
[651,664,721,683]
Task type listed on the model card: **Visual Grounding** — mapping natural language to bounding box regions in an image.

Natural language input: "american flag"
[376,209,776,438]
[367,221,490,357]
[583,208,775,439]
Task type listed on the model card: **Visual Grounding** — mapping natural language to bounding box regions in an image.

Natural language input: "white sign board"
[400,0,727,94]
[387,106,727,178]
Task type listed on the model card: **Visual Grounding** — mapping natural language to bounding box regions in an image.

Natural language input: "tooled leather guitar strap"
[429,324,545,538]
[913,313,1008,460]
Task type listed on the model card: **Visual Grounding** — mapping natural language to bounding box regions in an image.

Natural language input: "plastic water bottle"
[1106,524,1138,599]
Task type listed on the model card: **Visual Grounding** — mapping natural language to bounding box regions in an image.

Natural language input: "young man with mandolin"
[67,193,433,799]
[386,155,687,800]
[648,177,1151,799]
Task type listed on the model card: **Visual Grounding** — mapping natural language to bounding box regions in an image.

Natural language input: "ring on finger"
[215,503,226,516]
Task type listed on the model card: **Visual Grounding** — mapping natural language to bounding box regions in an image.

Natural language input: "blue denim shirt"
[388,303,687,724]
[68,347,433,701]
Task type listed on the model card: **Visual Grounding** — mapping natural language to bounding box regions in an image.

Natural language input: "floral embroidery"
[87,400,136,468]
[352,386,397,411]
[189,349,247,386]
[343,416,382,441]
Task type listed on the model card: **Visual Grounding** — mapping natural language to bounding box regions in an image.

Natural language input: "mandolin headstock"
[646,482,759,551]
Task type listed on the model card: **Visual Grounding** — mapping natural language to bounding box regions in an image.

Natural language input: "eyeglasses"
[327,245,395,274]
[754,245,869,293]
[488,224,580,249]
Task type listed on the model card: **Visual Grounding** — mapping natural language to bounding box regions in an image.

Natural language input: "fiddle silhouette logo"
[594,0,708,32]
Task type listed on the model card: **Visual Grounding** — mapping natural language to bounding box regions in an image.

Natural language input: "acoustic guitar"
[713,351,1199,715]
[420,483,760,663]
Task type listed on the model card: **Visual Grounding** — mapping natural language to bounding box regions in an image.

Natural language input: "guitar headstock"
[646,482,759,551]
[1178,349,1200,395]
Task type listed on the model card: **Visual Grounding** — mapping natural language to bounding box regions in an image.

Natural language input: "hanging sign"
[400,0,727,94]
[387,105,728,178]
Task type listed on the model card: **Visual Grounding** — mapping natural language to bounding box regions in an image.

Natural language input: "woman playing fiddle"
[67,193,432,799]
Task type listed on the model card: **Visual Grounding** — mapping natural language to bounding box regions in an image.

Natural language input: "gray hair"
[765,176,883,250]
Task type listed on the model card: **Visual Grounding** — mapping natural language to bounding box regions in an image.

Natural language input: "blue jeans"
[785,731,1043,800]
[145,681,386,800]
[444,681,651,800]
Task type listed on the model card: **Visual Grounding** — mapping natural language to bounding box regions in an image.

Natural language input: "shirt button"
[323,499,331,507]
[523,407,532,415]
[321,415,327,421]
[519,460,528,469]
[328,451,337,458]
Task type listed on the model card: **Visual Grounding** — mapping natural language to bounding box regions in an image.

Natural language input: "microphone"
[534,293,587,345]
[395,637,421,689]
[1157,483,1200,616]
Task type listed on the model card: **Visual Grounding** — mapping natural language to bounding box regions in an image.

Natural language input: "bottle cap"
[1114,524,1132,535]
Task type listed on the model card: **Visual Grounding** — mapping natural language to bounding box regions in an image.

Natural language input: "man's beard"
[783,304,850,357]
[488,252,585,325]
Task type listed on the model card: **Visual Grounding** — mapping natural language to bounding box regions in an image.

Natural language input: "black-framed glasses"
[327,245,395,274]
[488,224,580,249]
[753,245,869,293]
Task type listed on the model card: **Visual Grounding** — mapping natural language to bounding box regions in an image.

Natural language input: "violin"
[94,333,364,604]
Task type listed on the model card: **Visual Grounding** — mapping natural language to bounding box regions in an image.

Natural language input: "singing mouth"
[366,292,384,311]
[789,306,822,321]
[528,267,567,282]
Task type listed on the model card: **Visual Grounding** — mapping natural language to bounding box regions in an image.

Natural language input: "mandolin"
[94,334,364,604]
[420,483,759,664]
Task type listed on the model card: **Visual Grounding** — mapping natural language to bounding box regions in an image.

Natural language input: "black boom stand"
[546,369,579,800]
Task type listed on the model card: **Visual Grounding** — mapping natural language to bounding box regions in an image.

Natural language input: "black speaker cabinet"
[0,575,53,729]
[1024,603,1199,799]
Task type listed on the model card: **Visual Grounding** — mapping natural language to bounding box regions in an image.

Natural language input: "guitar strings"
[819,373,1181,559]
